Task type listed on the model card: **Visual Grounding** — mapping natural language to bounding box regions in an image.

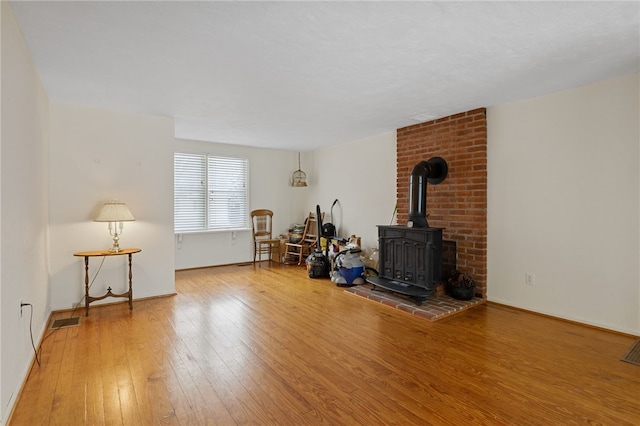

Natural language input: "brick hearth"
[345,284,485,321]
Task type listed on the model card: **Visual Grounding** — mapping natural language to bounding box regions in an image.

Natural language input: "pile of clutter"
[304,203,380,286]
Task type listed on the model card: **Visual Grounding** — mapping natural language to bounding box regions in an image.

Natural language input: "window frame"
[174,152,250,234]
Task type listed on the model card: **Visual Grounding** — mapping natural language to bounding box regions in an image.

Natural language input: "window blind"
[207,156,248,230]
[174,153,248,232]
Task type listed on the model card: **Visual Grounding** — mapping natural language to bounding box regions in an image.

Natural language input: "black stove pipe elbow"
[408,157,448,228]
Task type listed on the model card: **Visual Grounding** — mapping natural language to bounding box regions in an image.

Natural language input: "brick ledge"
[344,284,485,321]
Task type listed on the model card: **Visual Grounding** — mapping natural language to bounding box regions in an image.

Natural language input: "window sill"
[175,228,251,236]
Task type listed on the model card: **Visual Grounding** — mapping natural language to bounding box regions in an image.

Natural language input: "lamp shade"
[94,202,135,222]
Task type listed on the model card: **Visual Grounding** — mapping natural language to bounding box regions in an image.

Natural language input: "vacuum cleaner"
[322,199,338,238]
[306,205,331,278]
[331,248,366,287]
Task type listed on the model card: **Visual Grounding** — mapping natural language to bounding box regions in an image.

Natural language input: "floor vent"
[50,317,81,329]
[621,340,640,366]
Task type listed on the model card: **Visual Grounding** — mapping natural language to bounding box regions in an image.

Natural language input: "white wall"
[48,104,176,310]
[0,3,51,422]
[309,131,397,253]
[173,141,310,269]
[487,73,640,335]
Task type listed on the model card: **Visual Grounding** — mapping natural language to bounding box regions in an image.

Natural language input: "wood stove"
[366,157,448,305]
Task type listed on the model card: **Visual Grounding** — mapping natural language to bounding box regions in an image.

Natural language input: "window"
[174,153,248,232]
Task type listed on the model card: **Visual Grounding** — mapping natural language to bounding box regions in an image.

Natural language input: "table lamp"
[94,201,135,252]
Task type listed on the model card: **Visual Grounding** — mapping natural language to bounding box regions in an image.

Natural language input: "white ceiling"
[9,1,640,151]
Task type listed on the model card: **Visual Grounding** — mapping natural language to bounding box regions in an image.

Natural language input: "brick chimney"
[396,108,487,297]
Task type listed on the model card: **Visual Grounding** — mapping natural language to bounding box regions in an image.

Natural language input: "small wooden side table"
[73,248,141,316]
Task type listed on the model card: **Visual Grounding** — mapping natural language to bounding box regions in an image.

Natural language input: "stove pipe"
[408,157,448,228]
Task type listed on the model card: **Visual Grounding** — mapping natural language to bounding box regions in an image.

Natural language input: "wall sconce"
[94,201,135,252]
[291,152,308,187]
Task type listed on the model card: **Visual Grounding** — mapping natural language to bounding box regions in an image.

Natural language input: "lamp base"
[109,233,122,253]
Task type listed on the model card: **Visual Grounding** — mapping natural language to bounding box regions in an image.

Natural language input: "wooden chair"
[251,209,280,264]
[285,211,324,265]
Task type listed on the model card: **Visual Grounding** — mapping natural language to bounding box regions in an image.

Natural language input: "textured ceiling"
[9,1,640,151]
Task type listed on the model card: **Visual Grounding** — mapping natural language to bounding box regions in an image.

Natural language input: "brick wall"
[396,108,487,296]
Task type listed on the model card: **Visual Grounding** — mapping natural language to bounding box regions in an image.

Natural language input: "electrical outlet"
[19,299,23,318]
[525,272,535,286]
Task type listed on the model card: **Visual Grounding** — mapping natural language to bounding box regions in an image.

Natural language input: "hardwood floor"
[10,263,640,425]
